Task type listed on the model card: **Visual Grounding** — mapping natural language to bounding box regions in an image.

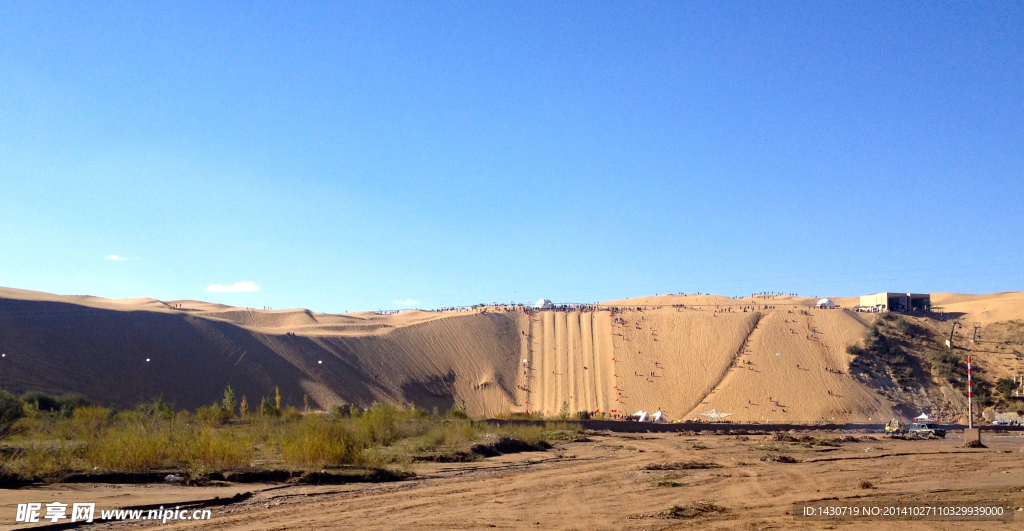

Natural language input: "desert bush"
[137,396,176,420]
[932,349,962,385]
[356,403,415,446]
[260,397,280,417]
[221,386,237,418]
[760,453,798,463]
[997,378,1016,400]
[84,419,253,472]
[445,407,468,419]
[417,420,482,450]
[6,441,81,477]
[196,404,231,425]
[49,406,114,439]
[496,423,548,446]
[659,501,725,519]
[894,316,915,337]
[640,460,721,471]
[20,392,90,417]
[281,405,303,422]
[277,415,366,468]
[0,389,25,440]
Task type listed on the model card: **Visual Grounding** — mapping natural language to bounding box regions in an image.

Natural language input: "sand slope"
[2,287,1022,420]
[610,308,756,418]
[0,291,526,415]
[684,308,894,422]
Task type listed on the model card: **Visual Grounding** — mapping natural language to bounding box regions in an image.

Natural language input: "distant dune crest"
[0,287,1021,420]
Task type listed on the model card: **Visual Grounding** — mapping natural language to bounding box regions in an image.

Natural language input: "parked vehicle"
[906,422,946,437]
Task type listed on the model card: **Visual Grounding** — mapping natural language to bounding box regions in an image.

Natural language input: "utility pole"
[945,321,958,349]
[967,354,973,430]
[957,322,982,446]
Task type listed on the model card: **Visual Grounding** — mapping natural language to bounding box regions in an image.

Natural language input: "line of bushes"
[0,388,572,481]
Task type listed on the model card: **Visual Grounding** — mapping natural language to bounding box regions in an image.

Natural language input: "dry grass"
[1,400,568,480]
[640,460,721,471]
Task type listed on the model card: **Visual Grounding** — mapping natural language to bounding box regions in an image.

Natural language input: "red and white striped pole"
[967,355,973,429]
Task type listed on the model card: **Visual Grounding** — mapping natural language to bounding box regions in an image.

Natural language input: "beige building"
[859,292,930,313]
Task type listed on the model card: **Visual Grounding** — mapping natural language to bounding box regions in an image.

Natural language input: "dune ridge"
[1,287,1021,420]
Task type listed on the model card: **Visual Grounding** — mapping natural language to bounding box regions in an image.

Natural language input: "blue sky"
[1,1,1022,312]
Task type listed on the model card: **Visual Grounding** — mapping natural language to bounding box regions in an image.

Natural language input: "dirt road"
[5,430,1021,530]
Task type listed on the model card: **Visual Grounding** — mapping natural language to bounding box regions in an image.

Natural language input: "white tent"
[914,413,930,420]
[535,298,554,309]
[698,408,734,421]
[633,410,648,422]
[816,298,836,309]
[651,411,666,423]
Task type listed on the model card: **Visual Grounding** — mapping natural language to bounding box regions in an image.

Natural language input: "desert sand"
[1,287,1022,420]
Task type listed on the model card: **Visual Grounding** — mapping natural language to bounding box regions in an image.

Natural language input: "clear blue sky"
[1,1,1022,312]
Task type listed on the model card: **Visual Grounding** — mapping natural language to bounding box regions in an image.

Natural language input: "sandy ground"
[3,429,1022,530]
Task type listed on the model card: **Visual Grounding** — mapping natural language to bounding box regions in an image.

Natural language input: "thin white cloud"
[206,281,260,293]
[105,254,128,261]
[393,299,420,306]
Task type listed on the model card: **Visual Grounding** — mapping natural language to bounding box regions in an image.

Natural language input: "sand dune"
[684,308,894,422]
[932,291,1024,324]
[0,291,526,415]
[1,287,1022,420]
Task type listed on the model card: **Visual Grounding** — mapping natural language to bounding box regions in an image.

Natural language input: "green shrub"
[221,386,237,418]
[417,420,482,450]
[54,406,114,439]
[445,407,469,419]
[261,397,280,417]
[137,397,176,420]
[0,389,25,439]
[894,316,914,337]
[196,404,231,425]
[278,415,365,468]
[20,392,90,417]
[84,420,252,472]
[931,349,963,386]
[997,378,1016,400]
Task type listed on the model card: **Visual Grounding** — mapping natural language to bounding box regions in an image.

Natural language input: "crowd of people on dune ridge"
[368,290,859,319]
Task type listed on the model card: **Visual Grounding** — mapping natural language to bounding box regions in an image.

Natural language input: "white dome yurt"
[534,298,554,309]
[816,298,835,309]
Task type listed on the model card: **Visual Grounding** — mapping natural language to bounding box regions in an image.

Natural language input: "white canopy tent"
[535,298,554,309]
[651,411,666,423]
[816,298,836,309]
[914,413,930,421]
[698,408,734,421]
[633,410,648,422]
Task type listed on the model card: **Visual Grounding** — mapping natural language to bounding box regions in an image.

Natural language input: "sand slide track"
[526,310,614,416]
